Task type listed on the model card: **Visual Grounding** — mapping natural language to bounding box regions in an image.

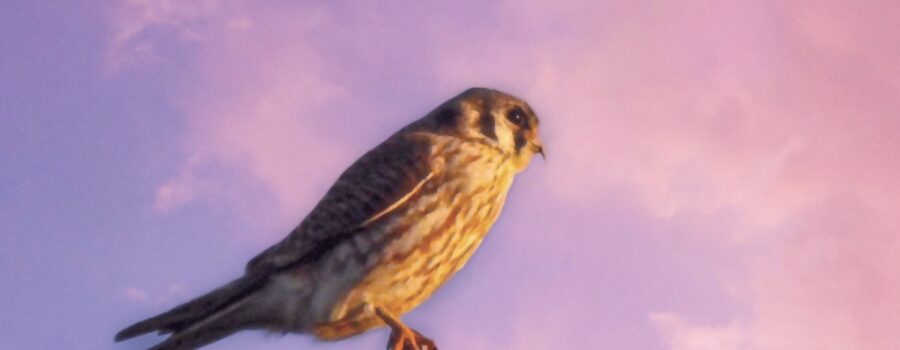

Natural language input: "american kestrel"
[116,87,544,350]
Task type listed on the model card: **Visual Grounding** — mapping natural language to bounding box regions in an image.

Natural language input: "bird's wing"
[245,132,436,275]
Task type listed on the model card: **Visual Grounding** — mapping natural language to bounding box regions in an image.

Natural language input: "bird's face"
[423,87,544,172]
[484,95,543,172]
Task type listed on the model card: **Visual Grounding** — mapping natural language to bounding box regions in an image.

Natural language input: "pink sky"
[2,1,899,349]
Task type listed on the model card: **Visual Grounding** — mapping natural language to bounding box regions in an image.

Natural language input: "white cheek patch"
[493,119,516,152]
[460,102,516,154]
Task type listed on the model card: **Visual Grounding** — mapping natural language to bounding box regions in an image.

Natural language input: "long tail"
[115,274,270,350]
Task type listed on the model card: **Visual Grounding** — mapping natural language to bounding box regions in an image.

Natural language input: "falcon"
[116,87,544,350]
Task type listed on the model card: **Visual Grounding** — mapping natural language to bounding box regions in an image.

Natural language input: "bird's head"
[422,87,544,172]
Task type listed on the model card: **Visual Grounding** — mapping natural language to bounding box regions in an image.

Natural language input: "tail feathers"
[115,274,267,342]
[149,328,238,350]
[147,324,239,350]
[145,297,256,350]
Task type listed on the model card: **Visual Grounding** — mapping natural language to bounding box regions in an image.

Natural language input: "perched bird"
[115,87,544,350]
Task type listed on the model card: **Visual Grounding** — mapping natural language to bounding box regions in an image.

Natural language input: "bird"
[115,87,544,350]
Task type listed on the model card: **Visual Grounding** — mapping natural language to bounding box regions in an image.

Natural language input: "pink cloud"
[122,287,149,303]
[122,284,191,306]
[106,0,229,72]
[749,197,900,350]
[651,312,747,350]
[130,4,357,233]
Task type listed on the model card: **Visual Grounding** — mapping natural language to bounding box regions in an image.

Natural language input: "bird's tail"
[115,274,271,350]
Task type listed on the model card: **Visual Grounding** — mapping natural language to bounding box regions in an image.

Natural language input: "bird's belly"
[312,170,510,340]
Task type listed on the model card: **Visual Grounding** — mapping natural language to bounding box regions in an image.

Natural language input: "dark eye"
[506,107,527,126]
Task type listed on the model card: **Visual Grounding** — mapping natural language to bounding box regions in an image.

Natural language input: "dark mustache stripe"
[478,97,497,141]
[514,130,527,154]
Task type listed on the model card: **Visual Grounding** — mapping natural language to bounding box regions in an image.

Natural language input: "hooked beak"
[531,140,545,160]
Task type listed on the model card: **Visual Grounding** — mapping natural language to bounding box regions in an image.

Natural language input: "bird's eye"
[506,107,527,126]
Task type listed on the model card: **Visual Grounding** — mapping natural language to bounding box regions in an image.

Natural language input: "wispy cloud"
[651,312,747,350]
[122,287,149,303]
[120,3,351,231]
[105,0,251,73]
[749,197,900,349]
[122,284,189,306]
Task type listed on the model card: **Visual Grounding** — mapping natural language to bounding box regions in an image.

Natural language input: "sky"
[2,1,899,349]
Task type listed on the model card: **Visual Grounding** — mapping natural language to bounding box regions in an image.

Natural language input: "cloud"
[748,197,900,350]
[122,284,188,306]
[112,3,357,235]
[153,154,205,212]
[106,0,251,72]
[651,312,747,350]
[123,287,149,302]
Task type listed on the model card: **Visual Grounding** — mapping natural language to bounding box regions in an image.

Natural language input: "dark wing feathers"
[245,133,434,274]
[116,134,435,347]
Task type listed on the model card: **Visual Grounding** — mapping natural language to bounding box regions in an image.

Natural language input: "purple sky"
[3,1,899,349]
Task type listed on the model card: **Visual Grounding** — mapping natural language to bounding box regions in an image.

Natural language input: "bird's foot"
[374,306,437,350]
[387,326,436,350]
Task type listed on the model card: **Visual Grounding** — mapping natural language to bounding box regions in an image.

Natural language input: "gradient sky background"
[2,1,899,349]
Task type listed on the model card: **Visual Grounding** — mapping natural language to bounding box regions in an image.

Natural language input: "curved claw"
[387,327,437,350]
[376,306,438,350]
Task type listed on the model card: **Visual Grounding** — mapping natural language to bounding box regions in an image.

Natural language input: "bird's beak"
[531,139,545,160]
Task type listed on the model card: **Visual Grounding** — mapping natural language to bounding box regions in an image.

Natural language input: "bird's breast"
[312,139,515,339]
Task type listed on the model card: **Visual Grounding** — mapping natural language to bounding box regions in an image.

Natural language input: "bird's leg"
[372,306,437,350]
